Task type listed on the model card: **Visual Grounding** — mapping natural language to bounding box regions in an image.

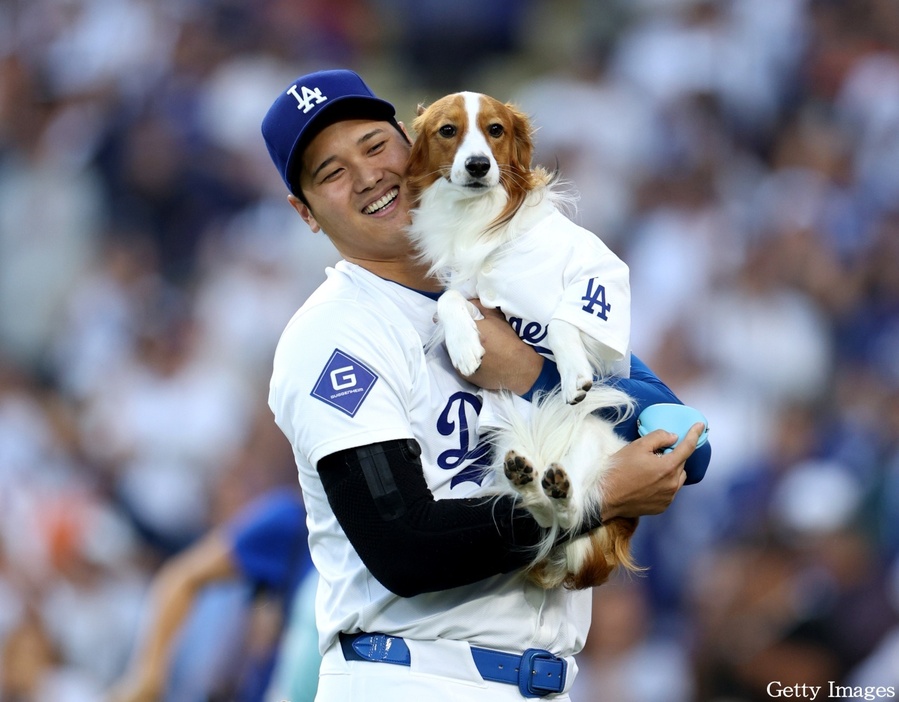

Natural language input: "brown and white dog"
[405,91,640,589]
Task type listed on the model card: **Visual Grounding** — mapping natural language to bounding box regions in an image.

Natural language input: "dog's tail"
[549,516,642,590]
[488,383,635,460]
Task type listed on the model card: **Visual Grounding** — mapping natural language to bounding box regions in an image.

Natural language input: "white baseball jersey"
[269,260,591,659]
[472,200,631,377]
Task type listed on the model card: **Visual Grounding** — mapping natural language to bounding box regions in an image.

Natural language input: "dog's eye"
[438,124,456,138]
[488,124,504,138]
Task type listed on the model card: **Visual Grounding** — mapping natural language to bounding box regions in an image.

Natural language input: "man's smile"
[362,187,399,215]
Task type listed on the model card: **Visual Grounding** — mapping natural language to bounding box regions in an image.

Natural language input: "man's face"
[295,118,415,264]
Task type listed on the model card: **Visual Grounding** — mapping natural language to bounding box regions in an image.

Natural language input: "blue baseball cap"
[261,69,397,196]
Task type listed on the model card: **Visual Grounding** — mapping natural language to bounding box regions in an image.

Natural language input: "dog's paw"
[504,450,535,487]
[561,377,593,405]
[559,364,594,404]
[547,326,594,404]
[445,326,485,376]
[541,463,571,500]
[438,290,485,376]
[449,340,485,377]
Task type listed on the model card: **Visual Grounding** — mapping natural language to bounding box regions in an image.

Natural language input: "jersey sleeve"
[604,355,712,484]
[269,299,420,468]
[551,246,632,364]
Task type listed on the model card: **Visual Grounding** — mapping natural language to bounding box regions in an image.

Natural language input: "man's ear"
[397,120,412,143]
[288,194,320,233]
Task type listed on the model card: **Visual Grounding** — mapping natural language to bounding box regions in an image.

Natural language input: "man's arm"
[316,439,547,597]
[463,302,545,395]
[470,304,711,483]
[107,532,240,702]
[316,423,701,598]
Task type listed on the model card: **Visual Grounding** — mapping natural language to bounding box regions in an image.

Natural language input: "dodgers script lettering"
[436,391,491,487]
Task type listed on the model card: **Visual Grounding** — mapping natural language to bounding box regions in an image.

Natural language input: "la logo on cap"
[287,84,327,114]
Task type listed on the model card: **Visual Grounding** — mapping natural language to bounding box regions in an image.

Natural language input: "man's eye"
[322,169,343,182]
[488,123,504,138]
[439,125,456,138]
[369,140,387,154]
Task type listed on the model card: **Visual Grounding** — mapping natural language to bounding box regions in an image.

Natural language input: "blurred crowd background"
[2,0,899,699]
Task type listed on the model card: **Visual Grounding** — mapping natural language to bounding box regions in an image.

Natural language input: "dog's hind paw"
[504,451,535,486]
[541,463,571,500]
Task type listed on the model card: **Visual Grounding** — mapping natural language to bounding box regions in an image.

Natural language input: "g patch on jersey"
[311,349,378,417]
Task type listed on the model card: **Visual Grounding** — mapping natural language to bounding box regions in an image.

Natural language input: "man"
[261,69,706,701]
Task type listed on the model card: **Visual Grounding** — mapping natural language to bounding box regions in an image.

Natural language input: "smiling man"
[260,69,705,701]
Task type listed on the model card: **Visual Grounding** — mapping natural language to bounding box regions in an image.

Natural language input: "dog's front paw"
[557,356,594,404]
[447,336,485,376]
[561,376,593,405]
[438,291,485,376]
[546,322,594,404]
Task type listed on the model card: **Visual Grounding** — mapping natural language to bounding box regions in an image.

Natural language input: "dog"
[405,91,640,589]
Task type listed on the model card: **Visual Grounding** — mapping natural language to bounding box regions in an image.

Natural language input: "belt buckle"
[342,632,411,666]
[517,648,567,698]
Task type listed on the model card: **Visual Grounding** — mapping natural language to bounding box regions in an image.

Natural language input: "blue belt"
[339,632,568,698]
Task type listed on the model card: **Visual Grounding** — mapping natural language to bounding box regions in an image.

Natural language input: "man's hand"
[463,301,543,395]
[600,423,706,521]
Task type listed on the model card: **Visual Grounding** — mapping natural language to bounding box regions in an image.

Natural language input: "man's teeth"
[363,189,398,214]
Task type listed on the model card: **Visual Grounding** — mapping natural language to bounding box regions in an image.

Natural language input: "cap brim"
[285,96,396,190]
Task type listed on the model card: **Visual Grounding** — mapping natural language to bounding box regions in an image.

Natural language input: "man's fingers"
[641,428,680,453]
[667,422,706,463]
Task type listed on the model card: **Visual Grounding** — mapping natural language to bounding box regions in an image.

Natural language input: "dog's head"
[407,92,546,228]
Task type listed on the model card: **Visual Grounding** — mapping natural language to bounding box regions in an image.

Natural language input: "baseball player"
[261,69,707,701]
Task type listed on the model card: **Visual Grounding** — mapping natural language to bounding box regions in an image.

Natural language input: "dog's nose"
[465,156,491,179]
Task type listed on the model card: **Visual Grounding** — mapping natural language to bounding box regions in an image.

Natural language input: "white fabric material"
[474,204,632,377]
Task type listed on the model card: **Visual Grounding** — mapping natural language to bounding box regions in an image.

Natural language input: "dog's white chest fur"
[409,182,631,402]
[408,180,552,290]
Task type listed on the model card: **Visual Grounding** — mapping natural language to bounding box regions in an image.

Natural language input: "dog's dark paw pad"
[568,390,587,405]
[542,464,570,500]
[504,451,534,486]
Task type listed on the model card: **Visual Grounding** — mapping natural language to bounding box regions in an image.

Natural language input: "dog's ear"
[491,102,539,231]
[406,111,429,205]
[407,125,427,172]
[411,103,429,139]
[506,102,535,172]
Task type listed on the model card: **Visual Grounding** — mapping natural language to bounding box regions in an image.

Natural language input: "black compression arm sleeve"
[317,438,551,597]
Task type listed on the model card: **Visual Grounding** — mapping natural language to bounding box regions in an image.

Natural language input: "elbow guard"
[317,438,546,596]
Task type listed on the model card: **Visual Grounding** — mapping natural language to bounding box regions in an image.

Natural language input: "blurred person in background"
[108,486,317,702]
[571,577,694,702]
